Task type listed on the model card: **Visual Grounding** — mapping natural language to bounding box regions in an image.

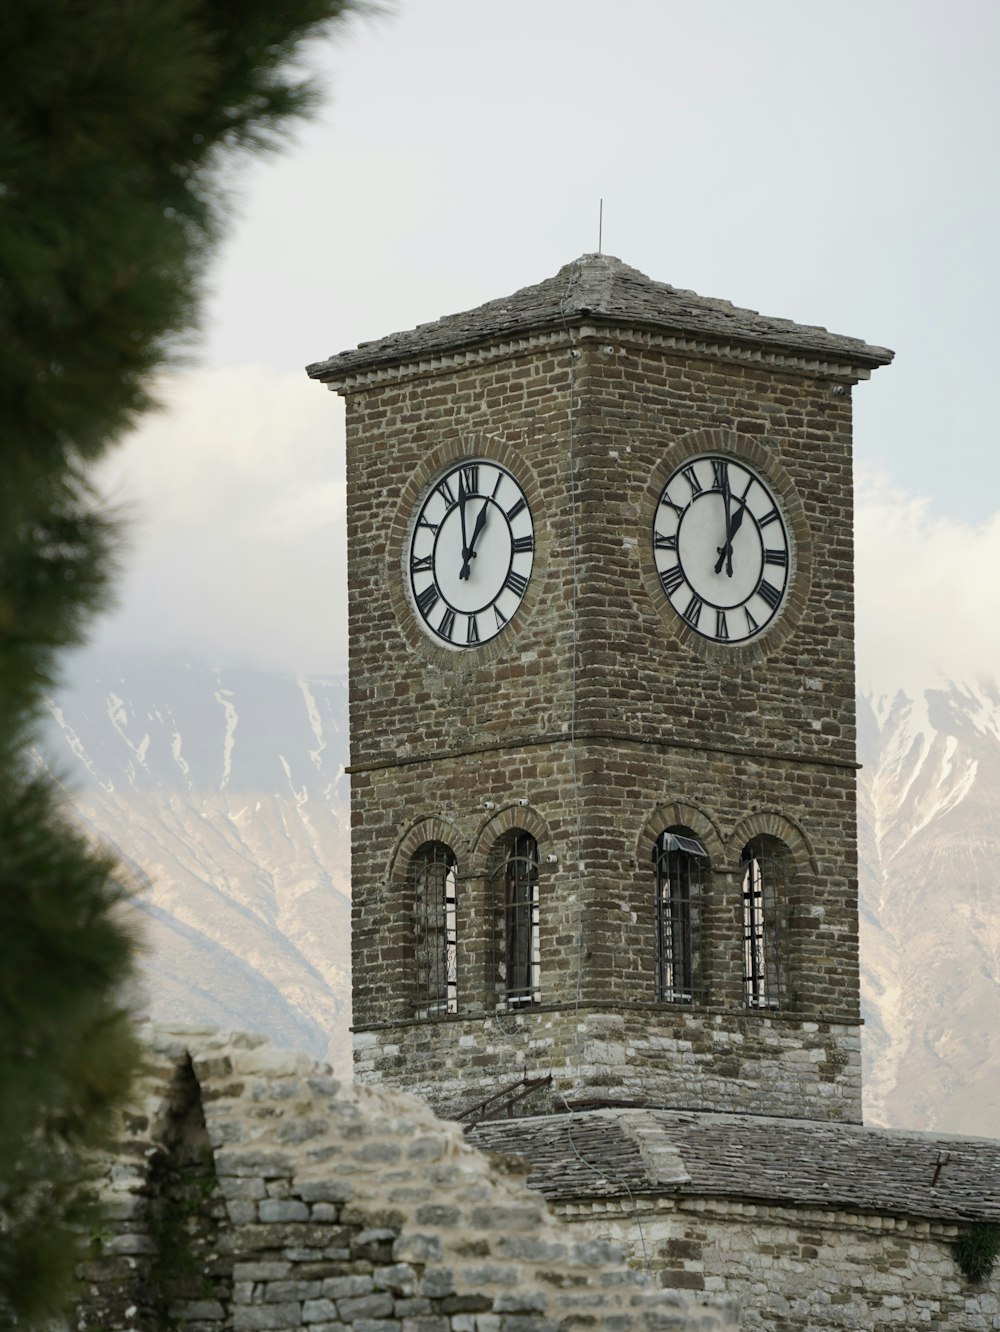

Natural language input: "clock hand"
[457,470,470,579]
[460,500,489,580]
[715,494,749,576]
[719,466,732,577]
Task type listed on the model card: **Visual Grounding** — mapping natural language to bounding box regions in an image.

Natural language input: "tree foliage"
[955,1222,1000,1285]
[0,0,354,1321]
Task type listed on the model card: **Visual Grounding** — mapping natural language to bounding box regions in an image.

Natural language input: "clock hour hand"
[715,496,749,576]
[460,500,489,580]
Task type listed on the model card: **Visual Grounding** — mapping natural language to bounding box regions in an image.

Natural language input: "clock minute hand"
[460,500,489,580]
[719,468,732,577]
[457,471,470,579]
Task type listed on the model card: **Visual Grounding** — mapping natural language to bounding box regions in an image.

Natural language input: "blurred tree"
[0,0,356,1321]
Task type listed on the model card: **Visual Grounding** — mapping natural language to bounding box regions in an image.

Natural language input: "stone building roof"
[468,1109,1000,1225]
[306,253,894,384]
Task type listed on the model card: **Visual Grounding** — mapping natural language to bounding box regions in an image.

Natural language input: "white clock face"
[408,459,534,648]
[652,455,791,644]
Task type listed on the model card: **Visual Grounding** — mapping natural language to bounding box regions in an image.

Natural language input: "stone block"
[322,1276,376,1299]
[299,1179,355,1203]
[216,1149,294,1178]
[393,1232,443,1263]
[302,1298,339,1323]
[259,1199,310,1222]
[372,1261,418,1295]
[233,1303,303,1330]
[268,1280,323,1302]
[338,1292,395,1320]
[418,1267,455,1299]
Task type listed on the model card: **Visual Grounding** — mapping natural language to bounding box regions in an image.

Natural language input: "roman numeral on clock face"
[660,564,685,595]
[410,553,433,573]
[711,458,729,490]
[461,464,479,494]
[512,535,534,554]
[435,477,455,507]
[759,507,780,528]
[758,580,782,610]
[438,607,456,641]
[654,530,678,551]
[682,592,703,627]
[466,615,480,645]
[416,584,439,617]
[681,465,702,495]
[764,548,788,567]
[715,609,729,640]
[506,497,527,522]
[504,569,528,597]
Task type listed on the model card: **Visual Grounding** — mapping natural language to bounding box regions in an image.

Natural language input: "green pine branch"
[0,0,360,1322]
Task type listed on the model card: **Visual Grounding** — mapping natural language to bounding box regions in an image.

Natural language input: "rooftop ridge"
[307,253,894,384]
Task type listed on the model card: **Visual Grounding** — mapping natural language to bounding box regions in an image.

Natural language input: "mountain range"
[857,682,1000,1136]
[41,651,352,1075]
[40,654,1000,1133]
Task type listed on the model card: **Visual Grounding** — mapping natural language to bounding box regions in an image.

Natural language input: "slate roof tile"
[307,254,894,383]
[468,1109,1000,1225]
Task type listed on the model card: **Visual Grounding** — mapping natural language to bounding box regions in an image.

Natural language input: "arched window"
[740,835,786,1009]
[490,831,540,1009]
[412,841,458,1017]
[653,829,705,1003]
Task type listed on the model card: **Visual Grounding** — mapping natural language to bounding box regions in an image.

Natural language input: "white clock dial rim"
[652,454,791,644]
[408,459,534,649]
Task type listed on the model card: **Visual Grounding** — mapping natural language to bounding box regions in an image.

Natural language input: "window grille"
[412,841,458,1016]
[653,829,705,1003]
[740,836,785,1009]
[490,831,540,1009]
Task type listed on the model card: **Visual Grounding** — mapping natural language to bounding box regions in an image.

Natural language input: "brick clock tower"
[308,255,892,1125]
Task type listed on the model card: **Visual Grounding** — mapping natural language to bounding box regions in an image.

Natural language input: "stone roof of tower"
[306,254,894,383]
[468,1109,1000,1225]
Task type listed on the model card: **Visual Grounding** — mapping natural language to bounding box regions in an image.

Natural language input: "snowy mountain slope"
[41,653,352,1073]
[858,682,1000,1136]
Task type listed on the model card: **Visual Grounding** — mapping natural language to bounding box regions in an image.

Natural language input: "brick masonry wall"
[342,333,859,773]
[354,1007,861,1126]
[73,1025,738,1332]
[343,327,863,1121]
[561,1196,999,1332]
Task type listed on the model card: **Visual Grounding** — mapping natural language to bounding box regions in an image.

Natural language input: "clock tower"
[308,255,892,1124]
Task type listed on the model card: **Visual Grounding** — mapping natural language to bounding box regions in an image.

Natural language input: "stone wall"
[340,335,860,774]
[74,1025,738,1332]
[354,1007,862,1126]
[76,1028,998,1332]
[567,1196,999,1332]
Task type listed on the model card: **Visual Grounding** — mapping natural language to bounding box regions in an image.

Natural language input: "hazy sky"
[86,0,1000,698]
